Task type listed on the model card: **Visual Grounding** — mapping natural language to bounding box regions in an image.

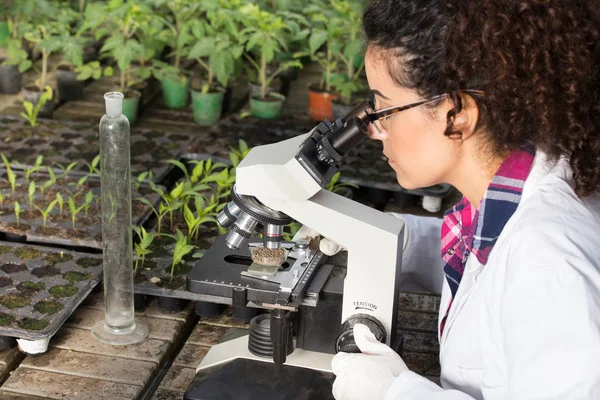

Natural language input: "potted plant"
[237,3,303,120]
[89,0,150,125]
[186,2,244,126]
[151,0,201,110]
[301,1,346,122]
[20,3,76,119]
[328,0,367,119]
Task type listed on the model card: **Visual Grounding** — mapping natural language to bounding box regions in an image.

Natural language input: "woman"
[329,0,600,399]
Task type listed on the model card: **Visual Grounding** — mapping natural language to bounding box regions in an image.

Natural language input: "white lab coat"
[386,151,600,400]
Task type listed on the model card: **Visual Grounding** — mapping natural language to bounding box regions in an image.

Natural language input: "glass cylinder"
[91,92,148,345]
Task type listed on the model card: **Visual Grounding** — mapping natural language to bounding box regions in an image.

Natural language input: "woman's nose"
[368,124,388,141]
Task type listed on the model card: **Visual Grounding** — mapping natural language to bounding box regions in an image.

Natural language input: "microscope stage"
[186,235,328,308]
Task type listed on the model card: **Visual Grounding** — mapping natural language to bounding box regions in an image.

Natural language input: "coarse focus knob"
[335,314,386,353]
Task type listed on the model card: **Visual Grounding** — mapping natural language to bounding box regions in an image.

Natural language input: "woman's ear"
[450,93,480,141]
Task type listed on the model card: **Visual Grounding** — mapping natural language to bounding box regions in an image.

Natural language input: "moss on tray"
[0,294,31,309]
[12,247,42,260]
[45,252,74,265]
[0,313,14,326]
[63,271,91,283]
[49,285,78,298]
[19,317,49,331]
[34,300,64,315]
[75,257,102,268]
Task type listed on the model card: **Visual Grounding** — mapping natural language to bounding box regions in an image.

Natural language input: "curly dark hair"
[363,0,600,197]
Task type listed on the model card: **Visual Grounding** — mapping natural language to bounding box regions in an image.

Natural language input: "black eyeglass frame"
[367,89,486,128]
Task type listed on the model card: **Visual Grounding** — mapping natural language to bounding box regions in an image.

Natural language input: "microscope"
[184,100,405,400]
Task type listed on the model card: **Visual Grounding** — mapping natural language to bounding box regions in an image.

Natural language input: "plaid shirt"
[439,148,535,336]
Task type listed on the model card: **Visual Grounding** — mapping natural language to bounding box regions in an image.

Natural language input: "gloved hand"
[291,212,409,256]
[331,324,408,400]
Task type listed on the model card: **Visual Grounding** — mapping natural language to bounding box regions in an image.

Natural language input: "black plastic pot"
[0,63,21,94]
[0,336,15,351]
[366,187,392,209]
[134,293,148,311]
[195,301,226,318]
[57,67,85,101]
[157,296,188,313]
[393,191,419,208]
[332,100,357,121]
[22,86,55,119]
[232,306,260,323]
[221,85,233,115]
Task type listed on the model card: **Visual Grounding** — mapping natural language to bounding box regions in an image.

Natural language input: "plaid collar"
[439,148,535,334]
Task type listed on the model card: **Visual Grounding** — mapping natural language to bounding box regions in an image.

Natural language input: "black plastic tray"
[0,169,162,250]
[0,241,103,340]
[0,115,196,183]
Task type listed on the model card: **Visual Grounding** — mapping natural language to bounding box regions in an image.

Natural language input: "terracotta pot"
[308,84,338,122]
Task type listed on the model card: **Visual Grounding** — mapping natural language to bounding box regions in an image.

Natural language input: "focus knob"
[335,314,386,353]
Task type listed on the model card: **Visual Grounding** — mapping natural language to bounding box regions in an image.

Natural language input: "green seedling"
[1,154,17,194]
[14,201,21,228]
[228,139,250,168]
[133,226,155,272]
[21,85,53,127]
[189,159,229,184]
[68,196,86,229]
[82,155,100,175]
[135,170,154,190]
[283,221,301,242]
[55,161,78,178]
[166,159,191,182]
[55,192,64,216]
[28,181,36,208]
[170,229,195,281]
[183,199,217,242]
[83,191,94,216]
[0,193,4,210]
[24,155,45,183]
[46,167,57,185]
[40,180,53,201]
[34,199,58,229]
[149,181,185,229]
[325,172,359,194]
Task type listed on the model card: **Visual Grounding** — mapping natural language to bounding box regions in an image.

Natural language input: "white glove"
[331,324,408,400]
[291,212,408,256]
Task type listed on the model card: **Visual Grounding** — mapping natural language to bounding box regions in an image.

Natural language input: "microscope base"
[184,335,336,400]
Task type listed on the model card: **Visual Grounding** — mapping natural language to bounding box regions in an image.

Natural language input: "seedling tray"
[183,115,452,198]
[0,241,102,340]
[133,226,220,301]
[0,169,162,250]
[0,115,196,183]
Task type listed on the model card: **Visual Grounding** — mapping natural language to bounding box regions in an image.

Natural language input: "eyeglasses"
[368,90,485,133]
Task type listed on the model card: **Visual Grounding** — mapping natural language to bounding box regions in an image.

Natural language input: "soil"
[134,272,148,284]
[144,130,163,139]
[25,139,46,146]
[0,313,14,326]
[77,215,100,226]
[51,141,73,150]
[49,285,79,298]
[17,281,45,297]
[6,222,31,234]
[63,271,91,283]
[0,276,12,288]
[75,257,102,268]
[31,265,60,278]
[164,262,193,277]
[19,317,49,331]
[48,213,70,224]
[148,236,174,258]
[64,228,90,239]
[45,252,73,265]
[132,201,146,217]
[0,294,31,309]
[156,275,185,290]
[34,300,64,315]
[20,210,38,221]
[12,247,42,260]
[35,226,62,236]
[0,263,28,274]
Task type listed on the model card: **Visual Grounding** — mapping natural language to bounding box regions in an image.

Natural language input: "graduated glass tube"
[91,92,148,345]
